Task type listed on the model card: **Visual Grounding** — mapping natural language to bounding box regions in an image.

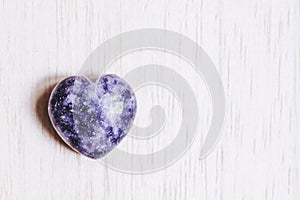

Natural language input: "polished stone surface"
[48,74,137,159]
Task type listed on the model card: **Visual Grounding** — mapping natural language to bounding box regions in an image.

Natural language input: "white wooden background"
[0,0,299,199]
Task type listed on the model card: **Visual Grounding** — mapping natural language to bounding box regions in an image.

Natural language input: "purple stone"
[48,74,137,159]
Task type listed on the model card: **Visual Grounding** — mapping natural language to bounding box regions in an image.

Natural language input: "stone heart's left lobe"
[48,74,137,159]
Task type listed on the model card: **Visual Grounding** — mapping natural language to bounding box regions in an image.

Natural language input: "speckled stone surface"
[48,74,137,159]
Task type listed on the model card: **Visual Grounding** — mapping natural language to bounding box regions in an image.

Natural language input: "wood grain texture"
[0,0,299,199]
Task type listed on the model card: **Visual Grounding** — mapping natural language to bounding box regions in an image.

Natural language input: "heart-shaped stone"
[48,74,137,159]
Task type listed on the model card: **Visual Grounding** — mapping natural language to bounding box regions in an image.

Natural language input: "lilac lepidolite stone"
[48,74,137,159]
